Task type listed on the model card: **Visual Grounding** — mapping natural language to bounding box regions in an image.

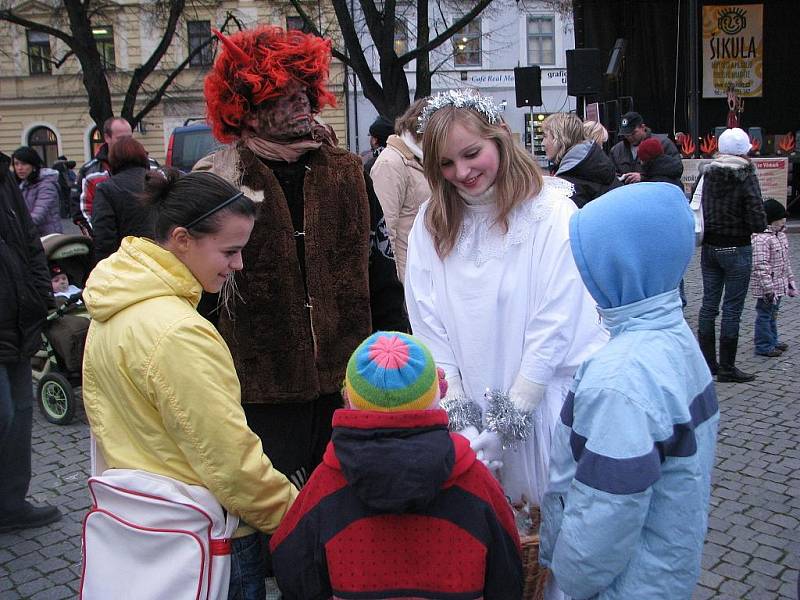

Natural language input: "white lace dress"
[404,177,608,506]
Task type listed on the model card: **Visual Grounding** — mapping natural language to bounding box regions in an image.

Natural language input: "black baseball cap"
[619,112,643,135]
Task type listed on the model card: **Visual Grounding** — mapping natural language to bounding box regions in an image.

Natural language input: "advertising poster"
[681,158,788,205]
[702,4,763,98]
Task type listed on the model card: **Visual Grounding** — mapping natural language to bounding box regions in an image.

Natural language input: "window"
[27,30,51,75]
[28,126,58,167]
[286,15,312,33]
[89,127,104,158]
[453,19,481,67]
[394,19,409,55]
[92,26,115,71]
[188,20,213,67]
[527,16,555,65]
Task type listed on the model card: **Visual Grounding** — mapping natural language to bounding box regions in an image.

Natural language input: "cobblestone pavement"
[1,237,799,600]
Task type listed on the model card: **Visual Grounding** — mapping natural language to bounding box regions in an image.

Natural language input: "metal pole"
[687,0,699,157]
[530,105,535,157]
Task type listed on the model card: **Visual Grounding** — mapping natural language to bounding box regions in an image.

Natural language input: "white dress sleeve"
[518,197,597,386]
[404,208,460,381]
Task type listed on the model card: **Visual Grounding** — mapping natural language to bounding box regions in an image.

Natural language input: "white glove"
[471,429,504,471]
[509,374,546,414]
[456,425,480,444]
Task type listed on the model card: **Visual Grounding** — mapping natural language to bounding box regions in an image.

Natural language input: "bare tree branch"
[131,13,237,125]
[281,0,497,117]
[1,0,234,130]
[399,0,492,64]
[286,0,351,65]
[0,10,72,44]
[121,0,186,124]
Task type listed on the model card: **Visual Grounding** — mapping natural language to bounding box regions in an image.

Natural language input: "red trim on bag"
[80,508,206,600]
[210,538,232,556]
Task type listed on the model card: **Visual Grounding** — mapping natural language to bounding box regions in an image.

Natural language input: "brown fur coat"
[195,143,373,403]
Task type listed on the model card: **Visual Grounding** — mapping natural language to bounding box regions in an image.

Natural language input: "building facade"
[346,0,576,166]
[0,0,347,167]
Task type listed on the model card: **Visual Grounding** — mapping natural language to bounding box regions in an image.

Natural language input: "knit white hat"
[718,128,752,156]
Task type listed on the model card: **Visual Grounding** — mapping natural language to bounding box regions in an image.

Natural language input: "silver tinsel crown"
[417,89,504,134]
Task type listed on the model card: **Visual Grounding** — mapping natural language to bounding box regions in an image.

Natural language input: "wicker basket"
[518,505,548,600]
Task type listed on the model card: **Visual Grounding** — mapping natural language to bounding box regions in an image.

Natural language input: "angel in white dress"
[405,90,608,509]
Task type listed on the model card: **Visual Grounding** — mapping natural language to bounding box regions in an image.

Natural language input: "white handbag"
[81,440,238,600]
[690,174,705,246]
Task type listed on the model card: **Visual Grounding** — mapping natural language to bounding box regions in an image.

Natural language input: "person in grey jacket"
[610,112,680,184]
[542,112,621,208]
[11,146,62,237]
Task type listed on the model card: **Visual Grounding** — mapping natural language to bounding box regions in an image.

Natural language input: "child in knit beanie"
[270,331,524,599]
[751,199,796,356]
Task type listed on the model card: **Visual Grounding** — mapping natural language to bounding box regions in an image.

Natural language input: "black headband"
[183,191,245,229]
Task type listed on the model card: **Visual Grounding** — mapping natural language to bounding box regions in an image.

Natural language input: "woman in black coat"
[542,113,621,208]
[92,137,154,262]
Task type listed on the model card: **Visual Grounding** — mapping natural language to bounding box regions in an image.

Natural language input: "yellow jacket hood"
[84,236,202,322]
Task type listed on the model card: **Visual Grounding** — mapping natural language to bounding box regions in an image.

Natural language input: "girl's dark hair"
[140,168,256,242]
[12,146,43,182]
[109,136,149,173]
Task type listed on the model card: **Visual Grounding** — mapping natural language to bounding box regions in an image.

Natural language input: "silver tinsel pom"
[417,89,504,134]
[484,389,533,449]
[441,394,482,432]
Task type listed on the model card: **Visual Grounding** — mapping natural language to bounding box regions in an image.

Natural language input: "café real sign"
[702,4,763,98]
[461,68,567,88]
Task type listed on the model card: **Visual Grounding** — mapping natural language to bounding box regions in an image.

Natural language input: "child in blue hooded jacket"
[540,182,719,599]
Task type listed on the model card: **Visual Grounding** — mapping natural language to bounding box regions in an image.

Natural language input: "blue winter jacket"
[540,183,719,599]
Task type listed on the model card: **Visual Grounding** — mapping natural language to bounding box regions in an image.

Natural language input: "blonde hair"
[394,98,429,138]
[583,120,608,145]
[542,113,585,165]
[422,105,543,258]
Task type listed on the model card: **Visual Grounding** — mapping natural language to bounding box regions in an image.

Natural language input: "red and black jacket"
[269,409,523,600]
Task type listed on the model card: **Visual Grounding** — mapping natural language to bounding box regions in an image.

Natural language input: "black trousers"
[242,393,342,489]
[0,360,34,514]
[242,393,342,577]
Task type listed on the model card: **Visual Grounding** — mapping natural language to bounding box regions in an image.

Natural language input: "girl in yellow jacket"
[82,169,298,599]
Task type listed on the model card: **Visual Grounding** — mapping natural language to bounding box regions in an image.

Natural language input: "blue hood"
[569,182,694,309]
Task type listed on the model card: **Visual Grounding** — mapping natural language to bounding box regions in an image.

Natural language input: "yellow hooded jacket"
[82,236,297,534]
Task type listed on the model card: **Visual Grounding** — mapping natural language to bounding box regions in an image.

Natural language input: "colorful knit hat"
[345,332,439,412]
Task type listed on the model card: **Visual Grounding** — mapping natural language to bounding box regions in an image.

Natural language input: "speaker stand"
[530,106,535,157]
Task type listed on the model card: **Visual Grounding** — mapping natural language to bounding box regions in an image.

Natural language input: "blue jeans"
[0,360,34,514]
[228,532,268,600]
[754,297,781,353]
[698,245,752,340]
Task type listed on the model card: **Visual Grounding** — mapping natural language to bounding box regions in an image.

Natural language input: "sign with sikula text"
[702,4,763,98]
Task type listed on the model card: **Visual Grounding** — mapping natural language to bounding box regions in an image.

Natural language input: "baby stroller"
[31,233,93,425]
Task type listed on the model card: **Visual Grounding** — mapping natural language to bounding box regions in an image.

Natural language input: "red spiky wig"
[204,26,337,143]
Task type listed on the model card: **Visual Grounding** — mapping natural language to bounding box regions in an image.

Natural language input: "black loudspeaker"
[514,66,542,108]
[566,48,603,96]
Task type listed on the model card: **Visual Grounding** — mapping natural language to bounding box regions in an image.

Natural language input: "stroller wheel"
[37,372,76,425]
